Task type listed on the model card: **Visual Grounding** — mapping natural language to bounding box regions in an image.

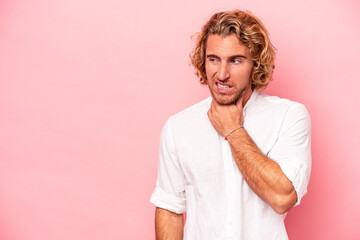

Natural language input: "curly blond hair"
[190,10,276,91]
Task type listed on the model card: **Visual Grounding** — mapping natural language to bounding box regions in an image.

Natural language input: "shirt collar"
[243,90,258,112]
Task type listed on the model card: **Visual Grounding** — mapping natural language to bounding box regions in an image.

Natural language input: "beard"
[209,85,247,105]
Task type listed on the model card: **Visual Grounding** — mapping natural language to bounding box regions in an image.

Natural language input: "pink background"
[1,0,359,239]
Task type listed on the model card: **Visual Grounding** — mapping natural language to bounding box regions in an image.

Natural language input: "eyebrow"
[206,54,248,59]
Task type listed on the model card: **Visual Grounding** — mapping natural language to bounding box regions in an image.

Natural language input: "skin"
[155,207,183,240]
[155,34,296,239]
[204,34,253,107]
[206,34,297,214]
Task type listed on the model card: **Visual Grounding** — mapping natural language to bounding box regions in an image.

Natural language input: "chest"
[172,110,283,185]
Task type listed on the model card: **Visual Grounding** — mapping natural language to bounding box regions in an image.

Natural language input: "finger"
[207,108,213,119]
[207,110,215,126]
[211,101,219,115]
[209,102,213,114]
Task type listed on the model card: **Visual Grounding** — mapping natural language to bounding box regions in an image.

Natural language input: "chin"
[212,94,239,105]
[210,88,246,105]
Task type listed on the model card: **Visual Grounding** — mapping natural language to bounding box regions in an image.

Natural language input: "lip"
[215,82,232,94]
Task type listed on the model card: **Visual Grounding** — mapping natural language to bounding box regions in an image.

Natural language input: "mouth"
[215,82,232,93]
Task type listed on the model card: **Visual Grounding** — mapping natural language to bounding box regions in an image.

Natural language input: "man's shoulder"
[252,91,307,114]
[162,96,213,137]
[169,96,212,122]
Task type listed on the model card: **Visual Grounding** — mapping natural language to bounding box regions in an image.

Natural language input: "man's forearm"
[155,207,184,240]
[227,128,297,214]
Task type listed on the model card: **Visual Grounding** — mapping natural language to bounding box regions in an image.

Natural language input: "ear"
[201,77,208,85]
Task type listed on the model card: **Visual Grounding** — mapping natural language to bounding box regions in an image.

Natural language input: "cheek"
[240,65,253,77]
[205,63,212,74]
[205,66,215,80]
[232,68,253,86]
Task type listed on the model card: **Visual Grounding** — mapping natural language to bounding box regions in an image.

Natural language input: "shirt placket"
[221,137,237,239]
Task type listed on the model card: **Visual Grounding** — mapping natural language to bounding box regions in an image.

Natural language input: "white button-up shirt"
[150,91,311,240]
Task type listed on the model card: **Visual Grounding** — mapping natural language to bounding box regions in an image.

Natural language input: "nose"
[217,62,230,81]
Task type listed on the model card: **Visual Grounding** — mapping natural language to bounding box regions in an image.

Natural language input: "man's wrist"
[225,126,244,140]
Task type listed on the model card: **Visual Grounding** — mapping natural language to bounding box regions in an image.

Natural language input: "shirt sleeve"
[268,103,312,206]
[150,118,187,214]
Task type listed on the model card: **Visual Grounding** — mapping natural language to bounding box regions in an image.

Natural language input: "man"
[150,10,311,240]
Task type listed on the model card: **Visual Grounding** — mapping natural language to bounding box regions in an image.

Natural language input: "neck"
[237,87,253,107]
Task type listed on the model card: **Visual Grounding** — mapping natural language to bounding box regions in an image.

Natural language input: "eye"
[207,57,220,64]
[230,58,243,64]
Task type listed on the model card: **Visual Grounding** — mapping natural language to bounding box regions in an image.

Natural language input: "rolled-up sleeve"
[268,103,312,206]
[150,118,187,214]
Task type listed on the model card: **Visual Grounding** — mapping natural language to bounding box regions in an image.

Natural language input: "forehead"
[205,34,250,57]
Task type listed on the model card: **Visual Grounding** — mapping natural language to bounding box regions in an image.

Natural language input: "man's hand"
[207,98,244,137]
